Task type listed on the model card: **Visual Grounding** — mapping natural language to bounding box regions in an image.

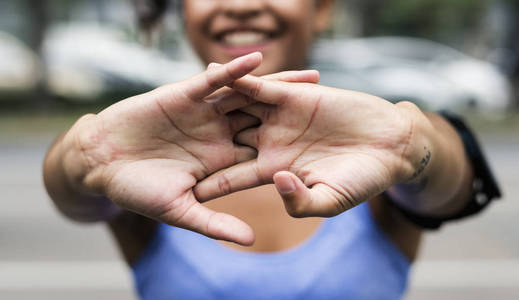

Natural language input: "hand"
[59,53,265,244]
[58,52,321,245]
[195,76,432,218]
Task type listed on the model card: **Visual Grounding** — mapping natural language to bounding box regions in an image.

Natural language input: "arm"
[385,109,474,217]
[43,118,122,223]
[370,110,474,261]
[193,78,482,261]
[42,53,266,250]
[43,128,157,265]
[42,55,321,264]
[194,77,479,228]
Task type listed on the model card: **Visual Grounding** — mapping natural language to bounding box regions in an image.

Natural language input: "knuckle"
[250,80,263,98]
[225,64,239,80]
[204,71,220,90]
[217,173,233,196]
[251,162,265,184]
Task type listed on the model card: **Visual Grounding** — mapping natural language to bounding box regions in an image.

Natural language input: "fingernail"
[236,52,262,64]
[207,62,221,69]
[244,51,262,59]
[278,178,296,195]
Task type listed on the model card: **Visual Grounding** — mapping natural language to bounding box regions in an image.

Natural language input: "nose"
[220,0,264,20]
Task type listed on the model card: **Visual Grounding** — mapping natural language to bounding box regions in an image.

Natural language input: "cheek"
[183,1,215,62]
[271,9,316,70]
[184,0,317,72]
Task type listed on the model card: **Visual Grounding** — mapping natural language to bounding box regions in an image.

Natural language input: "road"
[1,122,518,300]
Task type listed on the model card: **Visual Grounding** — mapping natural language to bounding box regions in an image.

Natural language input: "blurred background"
[1,0,518,299]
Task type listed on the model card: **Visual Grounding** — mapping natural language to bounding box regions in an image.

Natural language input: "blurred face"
[184,0,332,75]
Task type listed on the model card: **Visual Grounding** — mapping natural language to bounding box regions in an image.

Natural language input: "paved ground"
[0,113,518,299]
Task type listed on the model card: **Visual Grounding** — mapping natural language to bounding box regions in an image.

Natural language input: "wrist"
[385,111,500,229]
[60,114,123,221]
[44,114,122,222]
[61,113,103,195]
[389,105,472,214]
[394,101,437,185]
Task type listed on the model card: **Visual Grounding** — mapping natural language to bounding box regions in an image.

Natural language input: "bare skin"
[44,53,319,245]
[45,0,473,268]
[108,190,422,265]
[107,75,471,265]
[44,54,326,262]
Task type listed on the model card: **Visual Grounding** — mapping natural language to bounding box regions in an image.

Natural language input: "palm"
[69,53,321,244]
[73,53,264,244]
[196,81,416,217]
[98,90,242,223]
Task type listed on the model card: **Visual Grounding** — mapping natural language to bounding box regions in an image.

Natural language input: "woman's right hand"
[51,53,270,245]
[45,51,320,245]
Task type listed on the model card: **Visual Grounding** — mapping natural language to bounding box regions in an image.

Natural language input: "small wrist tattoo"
[409,146,431,181]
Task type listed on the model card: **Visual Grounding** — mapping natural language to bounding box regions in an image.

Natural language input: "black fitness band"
[386,110,502,230]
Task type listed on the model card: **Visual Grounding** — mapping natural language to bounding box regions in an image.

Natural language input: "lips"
[221,31,269,46]
[212,25,282,45]
[210,28,280,57]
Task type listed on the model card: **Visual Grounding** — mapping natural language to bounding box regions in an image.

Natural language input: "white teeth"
[222,31,268,46]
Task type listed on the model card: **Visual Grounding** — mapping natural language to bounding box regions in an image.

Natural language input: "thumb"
[161,200,255,246]
[209,62,319,84]
[273,171,354,218]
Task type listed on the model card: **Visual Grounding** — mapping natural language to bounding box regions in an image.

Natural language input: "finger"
[207,62,221,69]
[234,128,259,148]
[234,145,257,163]
[204,86,234,103]
[273,171,352,218]
[163,201,255,245]
[230,74,293,105]
[204,64,231,102]
[240,103,272,120]
[209,62,319,84]
[206,70,318,114]
[208,91,256,115]
[194,159,267,202]
[181,52,262,101]
[228,111,260,134]
[262,70,320,83]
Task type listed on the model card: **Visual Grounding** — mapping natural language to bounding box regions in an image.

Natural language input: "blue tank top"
[132,203,410,300]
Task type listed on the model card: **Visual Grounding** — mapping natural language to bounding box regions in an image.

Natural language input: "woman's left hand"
[195,76,435,217]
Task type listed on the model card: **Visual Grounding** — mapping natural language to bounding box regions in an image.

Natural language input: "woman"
[43,1,499,299]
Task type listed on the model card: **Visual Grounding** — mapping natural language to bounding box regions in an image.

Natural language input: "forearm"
[388,105,474,216]
[43,117,122,222]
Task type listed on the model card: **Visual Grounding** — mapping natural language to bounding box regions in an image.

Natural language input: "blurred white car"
[43,23,200,102]
[0,31,41,94]
[311,37,512,113]
[42,26,512,111]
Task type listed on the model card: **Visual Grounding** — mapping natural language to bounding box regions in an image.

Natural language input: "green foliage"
[368,0,491,42]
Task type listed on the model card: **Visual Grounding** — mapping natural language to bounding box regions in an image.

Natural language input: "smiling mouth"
[214,30,281,47]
